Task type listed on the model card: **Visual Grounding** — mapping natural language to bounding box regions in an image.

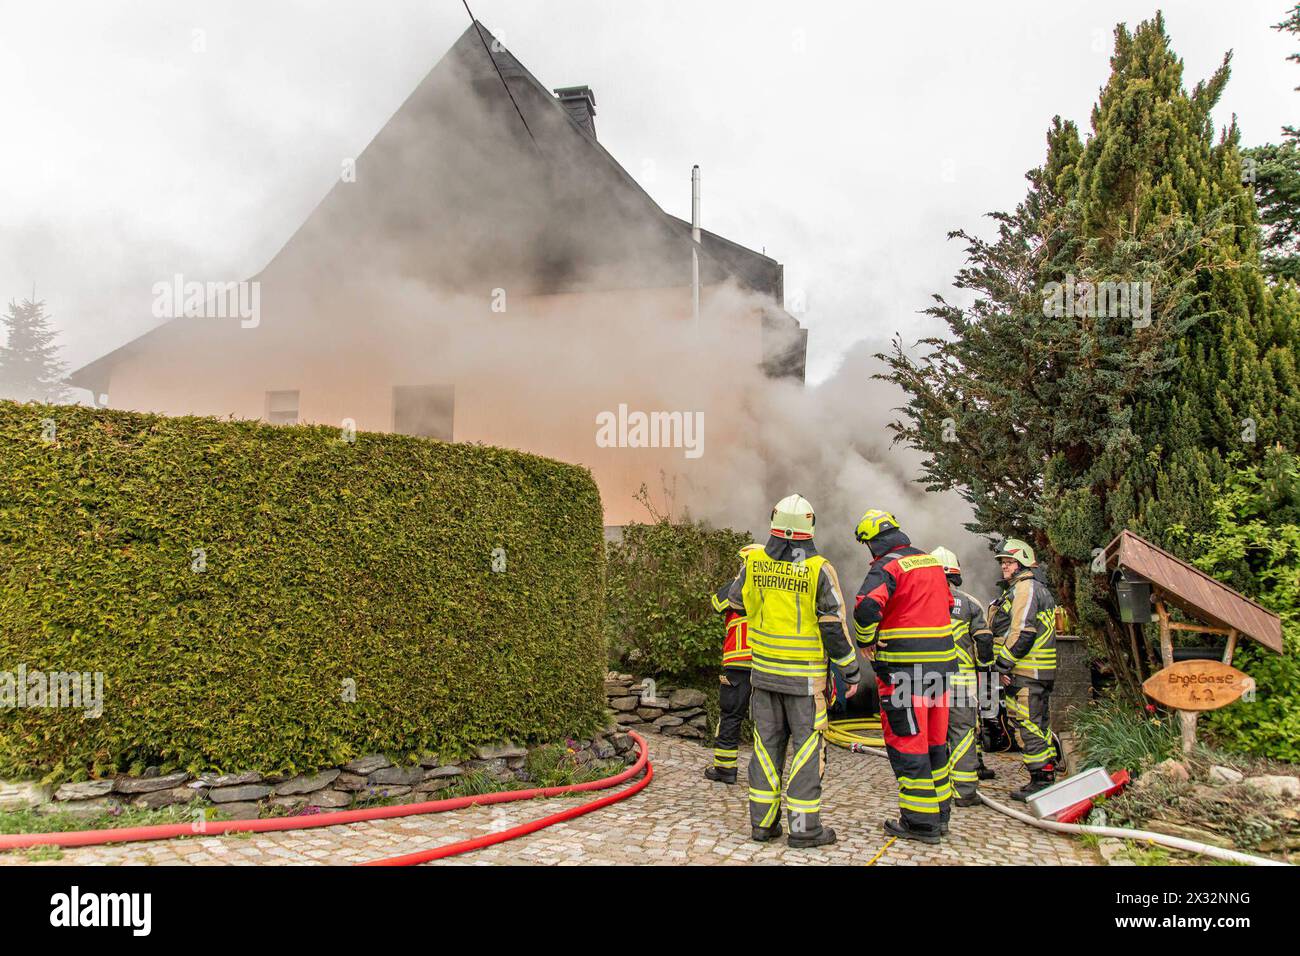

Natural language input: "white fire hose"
[977,792,1291,867]
[846,741,1290,866]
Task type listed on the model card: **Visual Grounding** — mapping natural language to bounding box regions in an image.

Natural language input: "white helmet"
[770,494,815,540]
[931,546,961,575]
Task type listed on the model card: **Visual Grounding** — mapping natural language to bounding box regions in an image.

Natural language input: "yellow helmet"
[995,538,1036,567]
[931,546,961,574]
[771,494,815,540]
[854,509,898,544]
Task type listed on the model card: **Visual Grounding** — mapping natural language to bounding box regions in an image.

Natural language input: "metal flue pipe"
[691,164,701,323]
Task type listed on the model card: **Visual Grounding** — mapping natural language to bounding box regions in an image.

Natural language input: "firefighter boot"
[953,792,981,807]
[882,817,941,846]
[789,826,838,849]
[1011,768,1056,802]
[751,822,783,843]
[703,766,737,784]
[977,759,997,781]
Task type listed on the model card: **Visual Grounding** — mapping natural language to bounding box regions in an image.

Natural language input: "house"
[69,21,806,526]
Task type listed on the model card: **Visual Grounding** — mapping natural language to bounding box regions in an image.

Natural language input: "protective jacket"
[851,528,956,677]
[711,587,752,668]
[727,536,860,696]
[992,567,1058,679]
[949,585,992,697]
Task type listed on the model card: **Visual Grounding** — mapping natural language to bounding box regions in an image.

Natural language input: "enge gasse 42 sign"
[1142,659,1254,712]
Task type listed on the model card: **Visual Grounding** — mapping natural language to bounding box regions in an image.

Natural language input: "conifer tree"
[0,298,69,404]
[1244,4,1300,281]
[882,14,1300,657]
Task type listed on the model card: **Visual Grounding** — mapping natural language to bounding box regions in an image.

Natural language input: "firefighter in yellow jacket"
[724,495,860,848]
[989,538,1059,801]
[705,543,763,783]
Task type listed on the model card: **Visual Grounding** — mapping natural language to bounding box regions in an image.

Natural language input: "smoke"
[671,334,996,601]
[77,24,996,599]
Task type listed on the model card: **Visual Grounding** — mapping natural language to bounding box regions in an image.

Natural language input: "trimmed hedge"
[605,520,753,680]
[0,401,606,781]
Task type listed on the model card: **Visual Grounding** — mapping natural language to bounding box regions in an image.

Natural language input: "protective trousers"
[713,667,752,770]
[946,695,979,799]
[747,686,828,837]
[877,675,951,833]
[1005,676,1056,772]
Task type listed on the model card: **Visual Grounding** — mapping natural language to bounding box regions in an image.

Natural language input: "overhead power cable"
[460,1,538,146]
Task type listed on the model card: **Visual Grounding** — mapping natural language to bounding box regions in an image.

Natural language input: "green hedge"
[1169,451,1300,762]
[0,401,606,781]
[605,520,753,680]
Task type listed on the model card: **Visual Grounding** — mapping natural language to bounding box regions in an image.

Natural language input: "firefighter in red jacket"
[852,509,957,845]
[705,543,763,783]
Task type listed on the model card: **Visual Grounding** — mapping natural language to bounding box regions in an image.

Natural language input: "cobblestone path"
[1,734,1099,866]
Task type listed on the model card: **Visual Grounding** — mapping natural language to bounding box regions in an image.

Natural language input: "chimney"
[553,85,597,138]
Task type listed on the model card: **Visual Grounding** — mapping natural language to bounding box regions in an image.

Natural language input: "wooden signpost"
[1142,659,1254,712]
[1104,530,1283,755]
[1151,600,1244,751]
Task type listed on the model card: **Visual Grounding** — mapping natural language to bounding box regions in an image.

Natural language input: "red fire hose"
[0,732,652,860]
[362,743,654,865]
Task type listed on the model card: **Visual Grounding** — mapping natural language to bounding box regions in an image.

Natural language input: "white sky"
[1,0,1294,383]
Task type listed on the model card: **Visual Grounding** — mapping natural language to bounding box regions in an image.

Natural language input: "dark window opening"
[393,385,454,440]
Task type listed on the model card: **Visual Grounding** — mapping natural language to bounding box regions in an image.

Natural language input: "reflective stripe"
[752,729,780,792]
[785,796,821,813]
[880,625,953,639]
[949,728,975,767]
[786,730,822,786]
[877,647,958,663]
[875,624,957,665]
[830,648,856,668]
[748,630,824,658]
[750,727,783,829]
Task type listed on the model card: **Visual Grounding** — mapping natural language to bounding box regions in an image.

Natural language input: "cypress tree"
[882,14,1300,658]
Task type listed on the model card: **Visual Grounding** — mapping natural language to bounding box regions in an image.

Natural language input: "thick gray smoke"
[674,333,996,600]
[49,23,996,599]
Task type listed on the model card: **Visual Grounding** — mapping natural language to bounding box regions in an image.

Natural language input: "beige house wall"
[103,283,765,526]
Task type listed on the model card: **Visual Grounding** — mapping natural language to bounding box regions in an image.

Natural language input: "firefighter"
[705,543,763,784]
[989,538,1059,801]
[978,575,1014,761]
[724,494,860,848]
[852,511,956,845]
[931,547,992,807]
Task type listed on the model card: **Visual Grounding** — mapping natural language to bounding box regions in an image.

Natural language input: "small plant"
[441,769,513,799]
[1126,842,1172,866]
[1071,692,1180,773]
[0,802,197,841]
[605,519,752,680]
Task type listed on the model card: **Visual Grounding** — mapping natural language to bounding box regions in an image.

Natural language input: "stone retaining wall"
[1054,634,1092,727]
[0,734,638,819]
[605,672,713,741]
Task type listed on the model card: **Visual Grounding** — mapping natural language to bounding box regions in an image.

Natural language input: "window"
[266,390,299,425]
[393,385,454,440]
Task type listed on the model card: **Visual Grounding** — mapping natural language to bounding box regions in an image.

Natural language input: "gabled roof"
[1104,530,1283,653]
[71,21,798,392]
